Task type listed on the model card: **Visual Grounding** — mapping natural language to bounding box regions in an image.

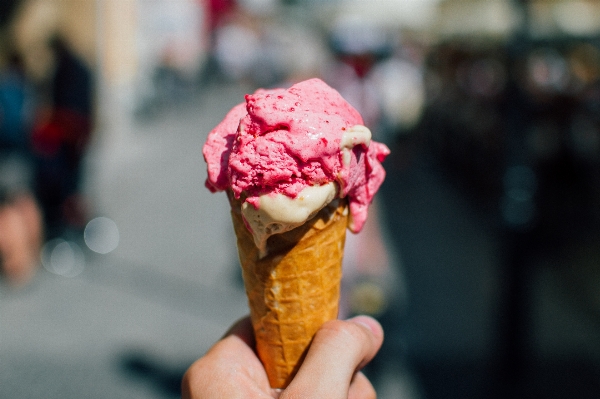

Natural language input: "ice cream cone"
[203,79,389,388]
[229,193,348,388]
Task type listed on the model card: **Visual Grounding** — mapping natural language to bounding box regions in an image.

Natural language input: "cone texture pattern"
[230,195,348,388]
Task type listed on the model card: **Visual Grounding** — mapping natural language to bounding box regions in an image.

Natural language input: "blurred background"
[1,0,600,398]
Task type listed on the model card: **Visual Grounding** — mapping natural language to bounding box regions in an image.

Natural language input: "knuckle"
[317,319,369,346]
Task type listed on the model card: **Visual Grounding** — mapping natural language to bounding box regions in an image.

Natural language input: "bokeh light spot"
[84,217,120,254]
[41,239,85,278]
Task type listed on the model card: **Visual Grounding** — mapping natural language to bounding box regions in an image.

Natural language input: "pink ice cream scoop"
[203,78,389,235]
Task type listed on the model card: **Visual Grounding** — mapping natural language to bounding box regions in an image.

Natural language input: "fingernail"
[347,315,381,336]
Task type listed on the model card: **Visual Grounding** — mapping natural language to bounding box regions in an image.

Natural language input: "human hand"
[182,315,384,399]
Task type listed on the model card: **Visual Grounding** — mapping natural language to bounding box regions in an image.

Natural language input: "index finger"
[281,316,384,399]
[222,315,256,348]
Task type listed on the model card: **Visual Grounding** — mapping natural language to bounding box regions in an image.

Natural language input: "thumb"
[281,316,383,399]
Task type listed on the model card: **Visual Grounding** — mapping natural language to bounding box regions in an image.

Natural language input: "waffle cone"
[229,193,348,388]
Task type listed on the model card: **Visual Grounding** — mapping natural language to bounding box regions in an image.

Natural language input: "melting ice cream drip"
[341,125,372,166]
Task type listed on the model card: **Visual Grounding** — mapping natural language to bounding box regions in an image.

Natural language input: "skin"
[0,194,42,285]
[182,315,384,399]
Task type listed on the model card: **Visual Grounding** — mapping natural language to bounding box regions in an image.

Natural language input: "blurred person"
[209,1,289,87]
[182,315,384,399]
[202,0,240,83]
[0,50,42,286]
[31,35,94,239]
[324,18,413,320]
[212,11,262,83]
